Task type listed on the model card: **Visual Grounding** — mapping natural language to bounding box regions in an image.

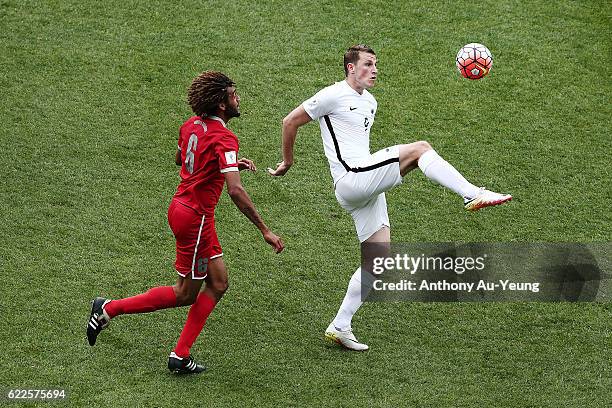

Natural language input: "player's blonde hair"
[187,71,235,117]
[343,44,376,76]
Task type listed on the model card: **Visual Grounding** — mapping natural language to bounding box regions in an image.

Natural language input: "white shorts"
[334,145,402,242]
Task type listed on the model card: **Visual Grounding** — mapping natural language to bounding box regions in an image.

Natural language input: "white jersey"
[302,80,378,184]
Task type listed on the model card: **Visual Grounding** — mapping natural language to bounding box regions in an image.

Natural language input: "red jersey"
[173,115,239,215]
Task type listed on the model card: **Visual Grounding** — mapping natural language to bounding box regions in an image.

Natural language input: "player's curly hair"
[343,44,376,76]
[187,71,235,117]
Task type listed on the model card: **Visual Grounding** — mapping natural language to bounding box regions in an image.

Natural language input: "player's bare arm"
[175,149,181,166]
[267,105,312,176]
[224,171,284,253]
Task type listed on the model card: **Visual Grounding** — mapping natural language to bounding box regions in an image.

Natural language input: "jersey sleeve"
[216,132,240,173]
[177,124,185,152]
[302,85,337,120]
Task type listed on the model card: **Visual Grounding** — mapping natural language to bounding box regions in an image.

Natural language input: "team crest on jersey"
[225,151,237,165]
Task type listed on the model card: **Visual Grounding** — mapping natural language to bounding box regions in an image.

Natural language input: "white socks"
[331,150,480,330]
[332,267,375,331]
[418,149,481,200]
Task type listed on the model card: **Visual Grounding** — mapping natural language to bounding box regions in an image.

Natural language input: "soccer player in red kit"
[87,71,284,374]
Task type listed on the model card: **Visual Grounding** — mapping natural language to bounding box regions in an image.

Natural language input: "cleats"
[87,297,111,346]
[324,323,369,351]
[168,352,206,374]
[464,188,512,212]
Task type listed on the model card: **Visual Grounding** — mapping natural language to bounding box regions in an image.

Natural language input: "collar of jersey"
[341,79,364,96]
[207,115,227,128]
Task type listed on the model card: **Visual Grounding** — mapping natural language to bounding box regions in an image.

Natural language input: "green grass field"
[1,0,610,406]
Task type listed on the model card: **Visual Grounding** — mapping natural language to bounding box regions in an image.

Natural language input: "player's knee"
[416,140,433,154]
[174,287,198,306]
[209,278,229,297]
[400,141,433,160]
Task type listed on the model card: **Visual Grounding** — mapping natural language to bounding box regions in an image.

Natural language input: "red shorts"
[167,199,222,279]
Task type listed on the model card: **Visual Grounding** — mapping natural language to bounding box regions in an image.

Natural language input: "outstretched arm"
[225,171,284,253]
[268,105,312,176]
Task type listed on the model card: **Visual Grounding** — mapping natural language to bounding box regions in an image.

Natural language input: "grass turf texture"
[1,0,610,406]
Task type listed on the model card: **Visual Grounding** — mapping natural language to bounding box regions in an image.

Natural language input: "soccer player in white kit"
[268,44,511,350]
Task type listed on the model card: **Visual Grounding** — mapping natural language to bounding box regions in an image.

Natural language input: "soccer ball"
[456,43,493,80]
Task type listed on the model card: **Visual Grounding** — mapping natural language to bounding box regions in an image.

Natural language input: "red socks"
[104,286,177,318]
[173,292,217,358]
[103,287,216,358]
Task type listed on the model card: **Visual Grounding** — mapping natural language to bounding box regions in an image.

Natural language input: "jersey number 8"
[185,134,198,174]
